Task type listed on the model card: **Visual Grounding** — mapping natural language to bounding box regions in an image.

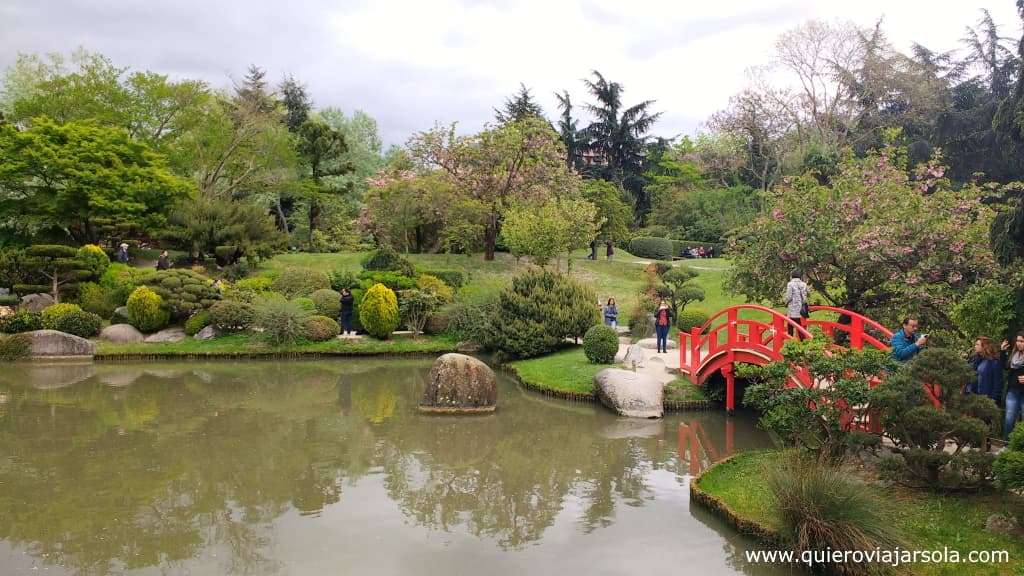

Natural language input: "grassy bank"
[96,332,458,358]
[697,450,1024,576]
[506,347,602,396]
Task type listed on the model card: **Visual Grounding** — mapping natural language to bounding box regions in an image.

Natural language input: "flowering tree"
[408,117,579,260]
[728,144,1001,329]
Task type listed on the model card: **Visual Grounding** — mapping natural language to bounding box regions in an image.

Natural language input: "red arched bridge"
[678,305,893,412]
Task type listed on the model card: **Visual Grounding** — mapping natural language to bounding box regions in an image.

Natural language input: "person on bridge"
[891,317,927,362]
[653,300,674,353]
[1000,334,1024,440]
[968,337,1003,403]
[782,270,810,337]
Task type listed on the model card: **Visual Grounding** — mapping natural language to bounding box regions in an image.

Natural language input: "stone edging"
[689,453,785,546]
[502,364,716,411]
[94,350,453,362]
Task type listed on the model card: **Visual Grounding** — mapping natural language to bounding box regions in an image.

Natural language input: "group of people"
[683,246,712,259]
[587,240,615,260]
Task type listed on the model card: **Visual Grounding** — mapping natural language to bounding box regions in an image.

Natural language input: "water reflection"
[0,359,782,575]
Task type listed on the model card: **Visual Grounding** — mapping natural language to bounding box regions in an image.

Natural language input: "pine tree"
[495,83,545,123]
[280,75,311,133]
[555,90,581,169]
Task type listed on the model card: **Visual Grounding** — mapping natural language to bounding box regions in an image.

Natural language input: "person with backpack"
[339,288,355,335]
[653,300,674,354]
[782,270,809,337]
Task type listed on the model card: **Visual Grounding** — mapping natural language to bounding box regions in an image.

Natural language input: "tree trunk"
[52,275,60,303]
[308,198,321,242]
[275,198,289,233]
[484,220,497,261]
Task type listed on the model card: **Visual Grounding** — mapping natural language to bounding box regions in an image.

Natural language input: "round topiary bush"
[583,324,619,364]
[41,303,83,329]
[76,281,119,319]
[361,246,415,276]
[76,244,111,278]
[311,288,341,318]
[304,315,340,342]
[0,311,42,334]
[208,300,255,332]
[359,283,399,340]
[46,309,102,337]
[126,286,170,333]
[291,297,316,314]
[416,274,453,303]
[184,310,212,336]
[272,267,331,298]
[676,309,710,332]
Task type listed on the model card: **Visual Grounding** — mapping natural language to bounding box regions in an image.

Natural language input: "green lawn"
[506,346,604,395]
[96,332,457,357]
[697,450,1024,576]
[665,377,708,403]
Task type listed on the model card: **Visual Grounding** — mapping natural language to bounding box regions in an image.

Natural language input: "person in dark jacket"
[339,289,355,335]
[117,243,130,264]
[603,298,618,329]
[968,337,1002,404]
[890,317,927,362]
[155,250,170,270]
[1001,333,1024,440]
[606,240,614,260]
[653,300,674,354]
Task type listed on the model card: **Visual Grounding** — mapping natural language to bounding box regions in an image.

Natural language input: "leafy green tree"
[500,197,599,267]
[319,108,385,202]
[658,267,704,319]
[163,194,284,263]
[398,289,439,336]
[0,118,190,243]
[15,245,94,302]
[495,83,545,124]
[297,119,351,240]
[580,179,631,243]
[950,281,1015,341]
[579,70,661,224]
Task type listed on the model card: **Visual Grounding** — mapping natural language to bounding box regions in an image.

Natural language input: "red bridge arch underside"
[678,305,894,413]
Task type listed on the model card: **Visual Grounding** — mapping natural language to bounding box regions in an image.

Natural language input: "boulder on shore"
[20,293,54,312]
[99,324,144,344]
[637,337,678,350]
[419,353,497,413]
[194,325,219,340]
[24,329,96,358]
[144,327,187,343]
[594,368,664,418]
[619,343,647,368]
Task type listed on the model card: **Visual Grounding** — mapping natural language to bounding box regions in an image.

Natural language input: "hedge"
[628,237,674,260]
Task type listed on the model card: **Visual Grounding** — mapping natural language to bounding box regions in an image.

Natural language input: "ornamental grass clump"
[253,297,311,346]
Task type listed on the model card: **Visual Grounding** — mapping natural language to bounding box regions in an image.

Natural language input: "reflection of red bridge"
[678,305,893,412]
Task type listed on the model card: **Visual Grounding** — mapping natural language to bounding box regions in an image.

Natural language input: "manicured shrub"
[361,245,415,276]
[995,423,1024,490]
[627,236,674,260]
[45,309,102,337]
[214,245,239,266]
[489,269,597,358]
[767,454,903,573]
[0,295,18,306]
[304,314,340,342]
[676,309,709,332]
[423,269,465,289]
[76,244,110,277]
[311,288,341,318]
[359,283,399,340]
[222,276,274,303]
[41,303,83,328]
[398,289,439,336]
[76,282,119,319]
[208,300,255,332]
[0,311,42,333]
[329,269,361,292]
[291,297,316,313]
[254,297,311,346]
[416,274,453,303]
[220,261,251,281]
[184,310,212,336]
[272,267,331,298]
[99,263,149,304]
[140,269,220,320]
[583,324,619,364]
[126,286,170,333]
[358,270,416,291]
[628,294,657,338]
[446,294,498,346]
[0,333,30,361]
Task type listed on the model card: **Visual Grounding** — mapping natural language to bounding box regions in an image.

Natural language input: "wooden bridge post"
[690,327,701,384]
[723,363,735,412]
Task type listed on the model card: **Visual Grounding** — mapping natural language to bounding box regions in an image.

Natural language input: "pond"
[0,358,794,576]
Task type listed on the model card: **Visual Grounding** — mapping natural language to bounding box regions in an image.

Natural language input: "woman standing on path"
[653,300,674,354]
[603,298,618,329]
[339,288,355,335]
[969,337,1003,404]
[1001,334,1024,440]
[782,270,809,337]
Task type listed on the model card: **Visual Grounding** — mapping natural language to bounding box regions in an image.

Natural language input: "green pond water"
[0,358,796,576]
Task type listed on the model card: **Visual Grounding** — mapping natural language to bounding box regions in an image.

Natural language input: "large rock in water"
[419,353,497,413]
[144,327,186,343]
[638,337,678,350]
[24,330,95,358]
[99,323,144,344]
[20,293,54,312]
[594,368,664,418]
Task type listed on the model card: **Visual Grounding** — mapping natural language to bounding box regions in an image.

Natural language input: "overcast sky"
[1,0,1021,146]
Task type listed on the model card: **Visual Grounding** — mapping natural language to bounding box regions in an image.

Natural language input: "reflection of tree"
[0,359,777,574]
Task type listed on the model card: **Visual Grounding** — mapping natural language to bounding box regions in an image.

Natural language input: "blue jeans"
[1006,387,1023,440]
[655,324,669,352]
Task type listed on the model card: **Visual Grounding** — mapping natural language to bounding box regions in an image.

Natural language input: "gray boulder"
[20,293,54,312]
[419,353,497,413]
[111,306,131,325]
[99,323,145,344]
[144,327,187,343]
[24,329,95,358]
[638,337,678,350]
[193,325,219,340]
[594,368,664,418]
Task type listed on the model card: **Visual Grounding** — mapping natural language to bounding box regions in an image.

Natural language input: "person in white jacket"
[783,270,809,337]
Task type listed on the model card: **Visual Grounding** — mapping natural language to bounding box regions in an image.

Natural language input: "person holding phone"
[891,317,927,362]
[1000,334,1024,440]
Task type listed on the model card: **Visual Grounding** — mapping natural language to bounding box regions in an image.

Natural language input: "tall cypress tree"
[495,83,544,123]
